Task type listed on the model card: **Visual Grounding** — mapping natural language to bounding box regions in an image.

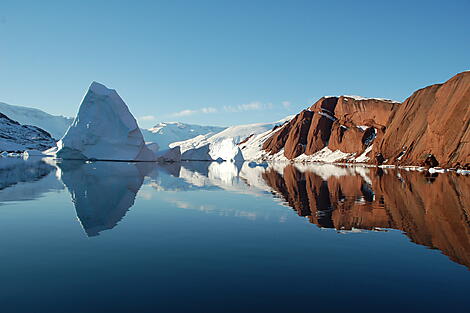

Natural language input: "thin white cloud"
[224,101,273,112]
[173,109,197,117]
[172,107,218,117]
[201,107,217,113]
[282,101,291,109]
[138,115,157,121]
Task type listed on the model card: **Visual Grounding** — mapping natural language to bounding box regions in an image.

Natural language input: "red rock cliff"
[262,71,469,167]
[262,96,398,159]
[372,71,470,168]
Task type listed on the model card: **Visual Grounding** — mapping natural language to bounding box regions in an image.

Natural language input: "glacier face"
[56,82,156,161]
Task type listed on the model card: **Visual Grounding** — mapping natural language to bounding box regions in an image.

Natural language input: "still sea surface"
[0,157,469,313]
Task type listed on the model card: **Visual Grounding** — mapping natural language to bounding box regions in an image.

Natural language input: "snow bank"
[56,82,156,162]
[142,122,225,149]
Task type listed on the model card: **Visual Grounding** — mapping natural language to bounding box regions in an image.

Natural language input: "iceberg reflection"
[58,160,155,236]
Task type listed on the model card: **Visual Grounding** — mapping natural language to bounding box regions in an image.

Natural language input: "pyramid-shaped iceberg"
[56,82,156,161]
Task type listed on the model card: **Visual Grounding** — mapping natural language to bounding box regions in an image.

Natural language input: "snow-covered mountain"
[142,122,225,149]
[0,112,57,152]
[0,102,73,139]
[170,116,294,161]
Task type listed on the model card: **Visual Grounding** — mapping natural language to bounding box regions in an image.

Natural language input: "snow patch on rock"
[342,95,400,103]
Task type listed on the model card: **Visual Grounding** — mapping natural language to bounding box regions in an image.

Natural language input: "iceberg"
[209,138,244,162]
[56,82,156,161]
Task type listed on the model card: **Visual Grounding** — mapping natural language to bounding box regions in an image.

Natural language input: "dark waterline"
[0,158,469,313]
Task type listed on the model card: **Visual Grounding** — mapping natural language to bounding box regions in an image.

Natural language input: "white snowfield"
[170,116,294,161]
[0,102,73,139]
[142,122,225,149]
[56,82,159,161]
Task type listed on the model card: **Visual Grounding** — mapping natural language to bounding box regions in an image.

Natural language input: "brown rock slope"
[262,96,398,159]
[373,71,470,168]
[261,71,469,167]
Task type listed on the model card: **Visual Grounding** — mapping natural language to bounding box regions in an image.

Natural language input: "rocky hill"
[0,112,57,152]
[0,101,73,139]
[250,71,469,168]
[260,95,398,161]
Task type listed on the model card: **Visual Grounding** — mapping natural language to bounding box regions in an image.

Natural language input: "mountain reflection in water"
[0,158,468,269]
[262,164,470,269]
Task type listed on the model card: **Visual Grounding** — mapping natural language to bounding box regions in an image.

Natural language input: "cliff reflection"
[58,161,155,236]
[263,165,470,269]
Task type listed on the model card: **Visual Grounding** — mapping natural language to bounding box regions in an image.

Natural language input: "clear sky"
[0,0,468,128]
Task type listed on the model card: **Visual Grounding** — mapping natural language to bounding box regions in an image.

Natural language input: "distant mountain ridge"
[0,102,73,139]
[142,122,226,149]
[0,112,57,152]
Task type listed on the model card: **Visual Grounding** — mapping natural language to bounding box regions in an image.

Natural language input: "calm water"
[0,158,469,313]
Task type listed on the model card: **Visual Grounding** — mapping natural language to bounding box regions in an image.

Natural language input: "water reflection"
[0,158,468,269]
[0,157,64,202]
[262,164,470,269]
[57,160,155,236]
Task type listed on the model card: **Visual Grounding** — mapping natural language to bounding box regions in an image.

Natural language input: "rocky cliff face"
[261,71,469,168]
[372,71,470,168]
[262,95,398,160]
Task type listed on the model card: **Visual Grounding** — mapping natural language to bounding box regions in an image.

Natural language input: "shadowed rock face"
[373,71,470,168]
[263,110,314,158]
[263,165,470,269]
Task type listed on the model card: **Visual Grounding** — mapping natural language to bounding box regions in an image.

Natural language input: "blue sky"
[0,0,469,128]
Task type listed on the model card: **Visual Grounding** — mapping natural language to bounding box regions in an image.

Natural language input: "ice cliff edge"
[56,81,157,161]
